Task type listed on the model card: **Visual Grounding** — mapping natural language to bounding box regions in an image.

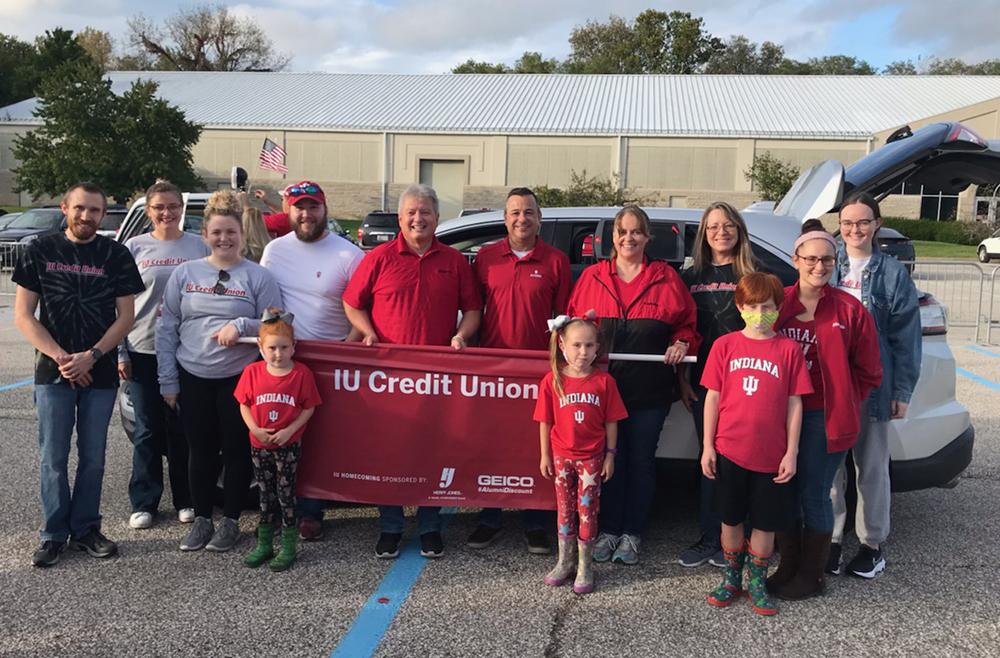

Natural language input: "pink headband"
[794,231,837,252]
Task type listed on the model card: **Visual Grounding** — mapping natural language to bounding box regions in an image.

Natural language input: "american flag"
[259,138,288,174]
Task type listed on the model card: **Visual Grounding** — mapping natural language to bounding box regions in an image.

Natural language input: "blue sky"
[1,0,996,74]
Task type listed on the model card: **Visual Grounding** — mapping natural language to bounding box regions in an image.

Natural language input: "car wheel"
[979,246,990,263]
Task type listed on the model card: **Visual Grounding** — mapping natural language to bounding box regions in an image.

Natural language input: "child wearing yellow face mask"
[699,272,813,615]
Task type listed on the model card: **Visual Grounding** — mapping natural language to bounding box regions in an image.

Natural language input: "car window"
[993,229,1000,238]
[100,212,126,231]
[599,219,683,263]
[365,214,397,228]
[440,223,508,262]
[9,210,64,230]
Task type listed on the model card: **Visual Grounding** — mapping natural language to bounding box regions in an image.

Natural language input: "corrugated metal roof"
[3,71,1000,139]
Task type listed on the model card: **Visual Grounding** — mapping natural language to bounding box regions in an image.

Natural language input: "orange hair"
[258,307,295,342]
[734,272,785,308]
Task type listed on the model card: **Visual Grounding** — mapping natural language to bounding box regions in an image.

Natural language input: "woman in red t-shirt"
[234,309,321,572]
[534,315,628,594]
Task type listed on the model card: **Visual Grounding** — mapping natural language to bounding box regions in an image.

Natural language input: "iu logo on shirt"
[268,410,279,423]
[439,467,456,488]
[743,375,759,396]
[574,410,585,424]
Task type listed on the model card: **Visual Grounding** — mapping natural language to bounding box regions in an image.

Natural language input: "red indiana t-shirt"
[700,332,813,472]
[234,361,322,449]
[533,369,629,460]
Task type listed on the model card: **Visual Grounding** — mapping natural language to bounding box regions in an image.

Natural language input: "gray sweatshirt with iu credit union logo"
[155,257,282,395]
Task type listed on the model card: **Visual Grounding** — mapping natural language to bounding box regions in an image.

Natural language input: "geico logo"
[477,475,535,487]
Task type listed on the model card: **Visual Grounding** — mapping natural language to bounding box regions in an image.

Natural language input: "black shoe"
[375,532,403,559]
[826,541,843,576]
[32,540,65,567]
[524,529,552,555]
[68,529,117,558]
[420,531,444,558]
[847,545,886,579]
[466,524,501,549]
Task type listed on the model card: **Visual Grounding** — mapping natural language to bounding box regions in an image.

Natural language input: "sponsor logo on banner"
[430,466,465,500]
[477,474,535,495]
[439,467,456,489]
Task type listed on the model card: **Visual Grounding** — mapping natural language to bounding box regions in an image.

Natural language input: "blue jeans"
[35,384,117,542]
[128,352,191,514]
[477,507,551,532]
[297,497,324,522]
[379,506,441,535]
[691,385,722,544]
[599,406,670,537]
[796,409,847,532]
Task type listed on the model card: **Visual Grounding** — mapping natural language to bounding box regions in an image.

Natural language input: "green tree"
[12,62,203,203]
[705,35,784,74]
[451,59,510,74]
[34,28,91,77]
[125,4,290,71]
[777,55,876,75]
[534,170,656,207]
[883,60,918,75]
[564,14,640,73]
[744,152,800,203]
[513,51,561,74]
[0,34,38,107]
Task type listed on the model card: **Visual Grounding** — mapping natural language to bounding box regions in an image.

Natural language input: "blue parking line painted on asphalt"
[957,368,1000,393]
[330,508,455,658]
[965,346,1000,359]
[0,378,32,392]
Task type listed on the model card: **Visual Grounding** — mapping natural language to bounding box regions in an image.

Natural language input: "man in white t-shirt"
[260,180,364,540]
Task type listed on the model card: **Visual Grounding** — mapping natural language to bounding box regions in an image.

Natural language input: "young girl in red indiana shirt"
[701,273,813,615]
[535,314,628,594]
[234,308,321,572]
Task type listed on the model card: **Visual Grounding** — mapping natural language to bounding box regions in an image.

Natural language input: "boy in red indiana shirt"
[700,273,812,615]
[234,309,321,572]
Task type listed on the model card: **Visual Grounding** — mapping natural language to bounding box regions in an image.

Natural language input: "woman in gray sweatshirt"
[156,191,282,553]
[120,180,210,532]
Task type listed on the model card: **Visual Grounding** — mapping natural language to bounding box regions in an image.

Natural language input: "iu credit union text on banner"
[294,341,559,509]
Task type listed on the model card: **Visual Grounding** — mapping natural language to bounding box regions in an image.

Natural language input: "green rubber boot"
[244,524,275,568]
[707,540,746,607]
[269,527,298,572]
[746,547,777,615]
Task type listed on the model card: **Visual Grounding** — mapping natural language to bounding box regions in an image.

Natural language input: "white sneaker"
[178,508,195,524]
[129,511,153,529]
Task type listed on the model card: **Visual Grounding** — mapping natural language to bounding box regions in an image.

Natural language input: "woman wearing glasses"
[677,202,758,569]
[828,193,920,580]
[119,181,209,531]
[767,219,881,600]
[156,191,282,553]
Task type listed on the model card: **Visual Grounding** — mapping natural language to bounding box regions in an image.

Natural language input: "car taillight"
[357,227,363,241]
[919,293,948,335]
[946,124,987,147]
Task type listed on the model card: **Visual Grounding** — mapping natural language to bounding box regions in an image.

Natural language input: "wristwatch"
[89,347,103,361]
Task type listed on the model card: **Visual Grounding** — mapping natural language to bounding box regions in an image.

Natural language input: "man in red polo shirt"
[467,187,570,555]
[343,183,482,560]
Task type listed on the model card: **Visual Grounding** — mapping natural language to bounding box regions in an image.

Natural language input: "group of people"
[12,177,920,612]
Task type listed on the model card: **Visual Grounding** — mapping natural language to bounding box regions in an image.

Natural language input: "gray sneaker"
[612,534,641,565]
[205,517,241,552]
[592,532,618,563]
[180,517,214,551]
[678,536,722,568]
[708,547,726,568]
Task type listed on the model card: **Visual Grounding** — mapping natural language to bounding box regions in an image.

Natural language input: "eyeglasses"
[149,203,183,214]
[213,269,230,295]
[838,219,875,230]
[287,184,320,196]
[706,223,737,234]
[797,256,836,267]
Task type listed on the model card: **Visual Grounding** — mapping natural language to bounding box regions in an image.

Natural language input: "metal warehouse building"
[2,72,1000,219]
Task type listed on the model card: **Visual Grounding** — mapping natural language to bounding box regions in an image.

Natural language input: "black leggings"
[178,366,252,519]
[251,443,301,528]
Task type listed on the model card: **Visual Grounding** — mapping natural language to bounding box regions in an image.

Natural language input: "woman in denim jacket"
[829,192,921,580]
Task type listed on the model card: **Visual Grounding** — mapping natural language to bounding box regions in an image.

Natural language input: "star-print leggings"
[250,442,301,529]
[553,452,603,542]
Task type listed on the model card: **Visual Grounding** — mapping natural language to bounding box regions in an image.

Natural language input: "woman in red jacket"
[768,219,882,600]
[567,205,699,566]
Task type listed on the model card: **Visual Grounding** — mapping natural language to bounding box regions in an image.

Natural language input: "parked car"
[436,120,998,493]
[977,228,1000,262]
[0,212,22,230]
[0,207,66,267]
[96,204,129,238]
[833,226,916,273]
[358,210,400,248]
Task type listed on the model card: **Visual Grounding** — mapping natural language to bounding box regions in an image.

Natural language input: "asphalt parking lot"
[0,306,998,657]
